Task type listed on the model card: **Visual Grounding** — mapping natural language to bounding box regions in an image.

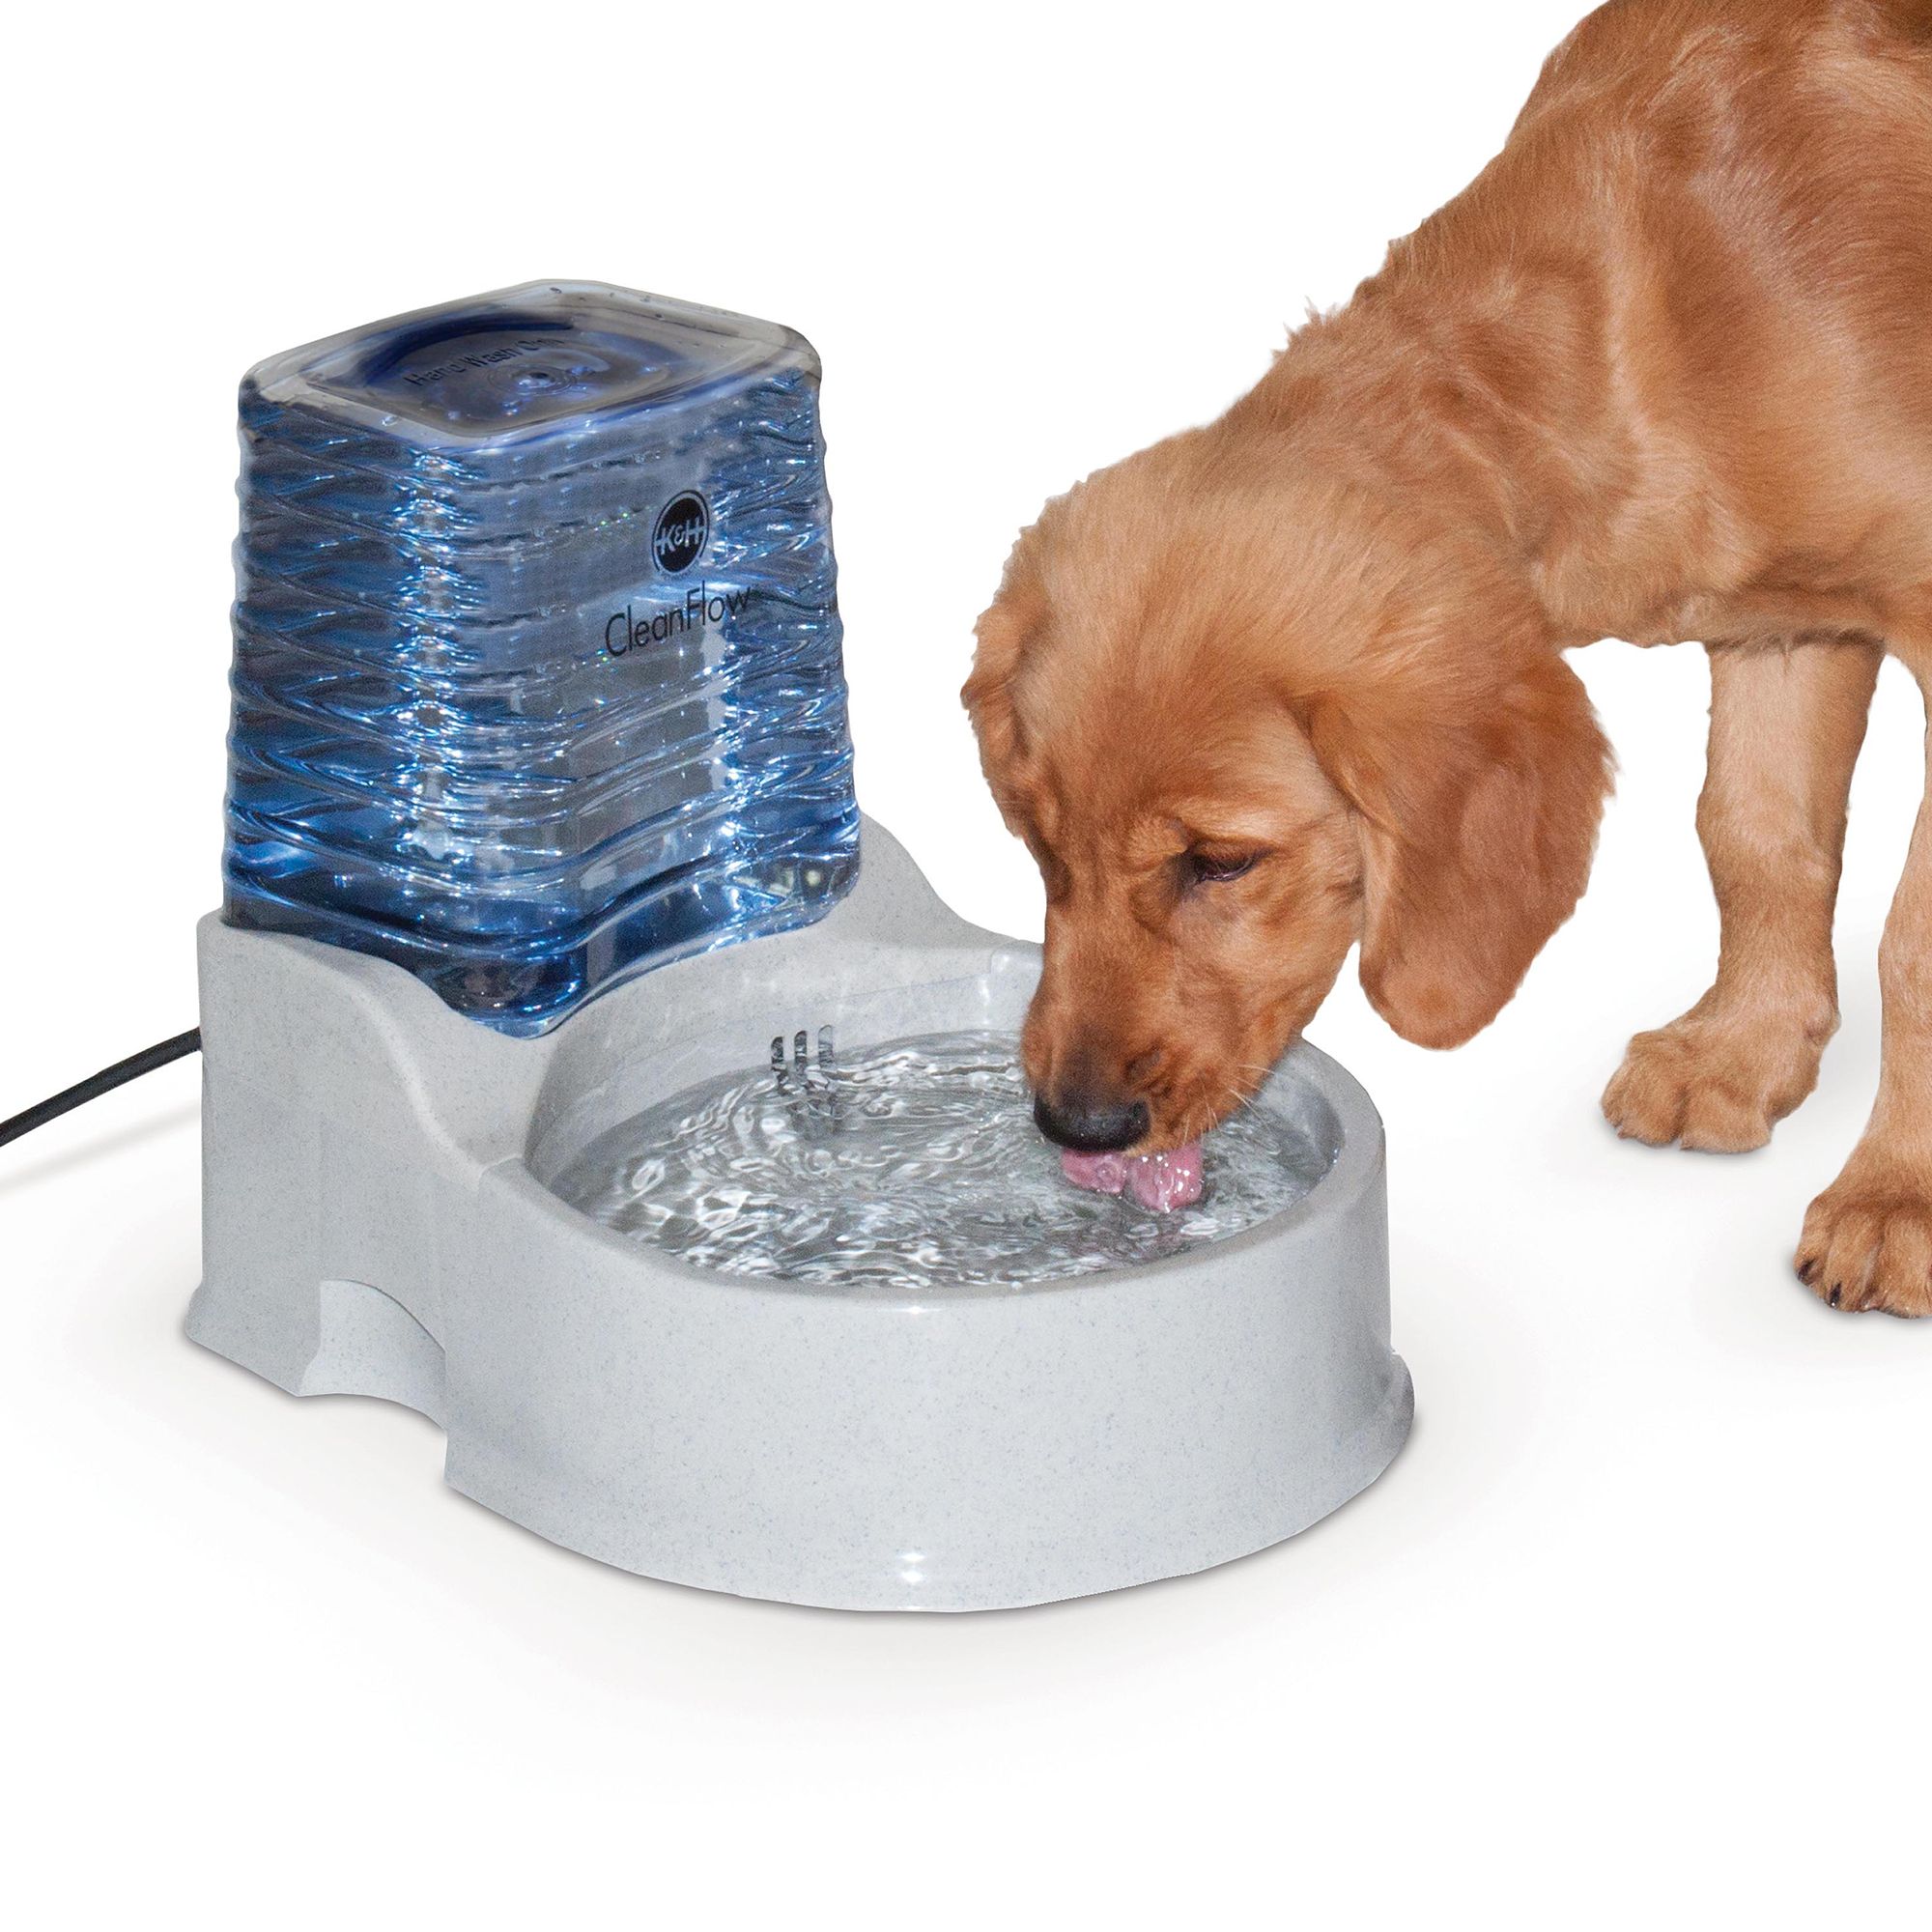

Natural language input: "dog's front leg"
[1798,666,1932,1317]
[1604,638,1881,1151]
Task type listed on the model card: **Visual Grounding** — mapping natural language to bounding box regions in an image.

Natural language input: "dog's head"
[964,435,1612,1152]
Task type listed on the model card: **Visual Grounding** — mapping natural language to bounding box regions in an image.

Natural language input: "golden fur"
[964,0,1932,1312]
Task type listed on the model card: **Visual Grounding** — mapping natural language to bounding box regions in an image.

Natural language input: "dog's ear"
[963,536,1049,828]
[1307,647,1611,1049]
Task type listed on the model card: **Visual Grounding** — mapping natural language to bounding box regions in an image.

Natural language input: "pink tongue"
[1125,1144,1205,1211]
[1059,1149,1129,1195]
[1061,1143,1205,1212]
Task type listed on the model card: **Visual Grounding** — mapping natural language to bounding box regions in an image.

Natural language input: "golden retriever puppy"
[965,0,1932,1312]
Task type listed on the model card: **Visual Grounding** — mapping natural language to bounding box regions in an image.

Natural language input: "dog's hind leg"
[1603,636,1882,1152]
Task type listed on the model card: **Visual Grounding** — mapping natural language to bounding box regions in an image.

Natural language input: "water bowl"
[189,821,1410,1610]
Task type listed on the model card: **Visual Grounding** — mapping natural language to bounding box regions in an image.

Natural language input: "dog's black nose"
[1033,1091,1150,1153]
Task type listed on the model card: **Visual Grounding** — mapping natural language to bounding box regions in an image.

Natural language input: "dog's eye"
[1184,849,1260,886]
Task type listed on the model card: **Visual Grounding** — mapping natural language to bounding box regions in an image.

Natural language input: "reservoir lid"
[245,280,814,444]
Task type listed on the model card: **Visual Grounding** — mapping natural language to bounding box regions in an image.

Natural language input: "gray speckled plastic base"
[187,820,1411,1610]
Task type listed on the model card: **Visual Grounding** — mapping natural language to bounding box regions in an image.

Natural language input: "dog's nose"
[1033,1090,1150,1153]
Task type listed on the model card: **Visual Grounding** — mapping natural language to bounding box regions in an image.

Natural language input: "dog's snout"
[1033,1089,1151,1153]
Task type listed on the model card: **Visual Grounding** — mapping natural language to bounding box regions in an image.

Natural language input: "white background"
[4,1,1926,1923]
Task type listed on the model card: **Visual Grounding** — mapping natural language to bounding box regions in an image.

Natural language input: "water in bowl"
[549,1030,1339,1291]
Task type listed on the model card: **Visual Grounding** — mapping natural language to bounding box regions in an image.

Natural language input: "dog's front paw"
[1602,1007,1832,1153]
[1797,1159,1932,1317]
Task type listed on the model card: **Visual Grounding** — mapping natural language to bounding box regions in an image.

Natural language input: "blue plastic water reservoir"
[223,281,858,1035]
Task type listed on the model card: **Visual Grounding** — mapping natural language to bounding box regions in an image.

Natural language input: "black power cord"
[0,1030,202,1151]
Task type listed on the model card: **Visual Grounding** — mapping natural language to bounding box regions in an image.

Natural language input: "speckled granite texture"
[188,819,1411,1610]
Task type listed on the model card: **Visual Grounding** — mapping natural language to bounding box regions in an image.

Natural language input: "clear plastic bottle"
[224,281,859,1035]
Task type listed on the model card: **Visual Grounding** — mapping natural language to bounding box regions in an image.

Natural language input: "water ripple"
[551,1031,1338,1292]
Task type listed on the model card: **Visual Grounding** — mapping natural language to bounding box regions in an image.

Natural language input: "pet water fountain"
[187,282,1412,1610]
